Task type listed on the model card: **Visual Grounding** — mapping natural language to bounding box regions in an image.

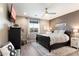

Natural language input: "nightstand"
[71,37,79,48]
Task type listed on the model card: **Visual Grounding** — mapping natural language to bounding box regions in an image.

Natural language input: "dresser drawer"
[71,37,79,48]
[71,41,78,48]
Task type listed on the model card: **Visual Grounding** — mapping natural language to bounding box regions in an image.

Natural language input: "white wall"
[0,4,9,47]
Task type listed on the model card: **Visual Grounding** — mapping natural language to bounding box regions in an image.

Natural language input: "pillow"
[54,30,65,34]
[0,42,16,56]
[54,30,59,33]
[46,31,52,34]
[59,30,65,33]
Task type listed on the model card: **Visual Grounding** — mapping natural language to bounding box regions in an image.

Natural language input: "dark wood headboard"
[64,31,72,37]
[64,31,72,46]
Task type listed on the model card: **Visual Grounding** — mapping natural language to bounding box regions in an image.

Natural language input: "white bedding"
[40,32,69,45]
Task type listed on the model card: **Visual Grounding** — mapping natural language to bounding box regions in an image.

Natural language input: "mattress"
[39,33,69,45]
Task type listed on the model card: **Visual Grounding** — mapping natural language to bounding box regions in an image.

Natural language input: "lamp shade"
[73,29,78,33]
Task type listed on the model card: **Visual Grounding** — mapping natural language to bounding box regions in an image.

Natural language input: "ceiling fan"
[41,8,56,19]
[44,8,56,15]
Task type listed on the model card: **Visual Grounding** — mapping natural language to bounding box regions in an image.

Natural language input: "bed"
[36,30,71,52]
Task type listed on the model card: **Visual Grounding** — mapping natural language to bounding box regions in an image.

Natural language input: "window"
[29,19,39,32]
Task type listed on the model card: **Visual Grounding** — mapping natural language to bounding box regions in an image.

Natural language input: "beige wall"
[15,16,50,41]
[0,4,9,47]
[15,16,29,41]
[49,10,79,31]
[40,20,50,33]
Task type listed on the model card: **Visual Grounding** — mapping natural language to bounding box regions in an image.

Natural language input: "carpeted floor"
[31,42,77,56]
[21,42,79,56]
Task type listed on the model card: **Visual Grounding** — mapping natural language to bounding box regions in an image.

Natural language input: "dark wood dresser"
[8,27,21,49]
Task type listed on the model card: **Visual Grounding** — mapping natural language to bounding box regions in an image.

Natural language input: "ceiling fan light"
[45,13,48,16]
[24,12,27,15]
[45,8,56,15]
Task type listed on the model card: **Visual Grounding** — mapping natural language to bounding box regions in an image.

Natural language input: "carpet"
[31,42,77,56]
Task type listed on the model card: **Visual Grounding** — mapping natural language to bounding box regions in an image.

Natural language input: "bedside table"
[71,37,79,48]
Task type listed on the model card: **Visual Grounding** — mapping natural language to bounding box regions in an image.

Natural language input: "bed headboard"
[64,31,72,37]
[64,30,72,43]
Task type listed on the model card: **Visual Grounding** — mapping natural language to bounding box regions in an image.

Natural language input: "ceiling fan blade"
[47,12,56,14]
[45,8,56,14]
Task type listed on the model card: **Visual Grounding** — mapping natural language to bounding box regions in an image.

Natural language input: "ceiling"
[13,3,79,20]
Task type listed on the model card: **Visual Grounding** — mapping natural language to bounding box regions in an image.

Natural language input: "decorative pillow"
[0,42,16,56]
